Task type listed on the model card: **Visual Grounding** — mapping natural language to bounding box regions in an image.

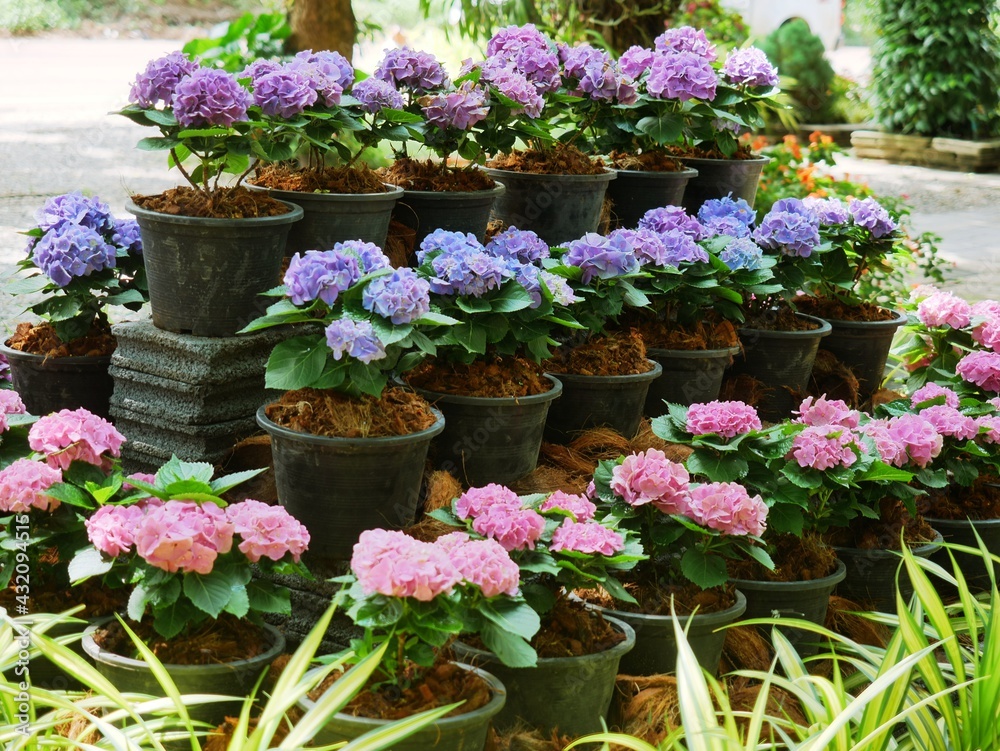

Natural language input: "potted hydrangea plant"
[241,240,451,560]
[119,50,303,336]
[2,192,147,417]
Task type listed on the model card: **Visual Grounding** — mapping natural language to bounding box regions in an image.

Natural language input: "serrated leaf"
[680,548,728,590]
[479,621,538,668]
[686,452,748,482]
[265,335,330,390]
[183,570,234,618]
[480,600,540,640]
[246,579,291,614]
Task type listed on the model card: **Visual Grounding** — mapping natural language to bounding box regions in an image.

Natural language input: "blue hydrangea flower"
[753,198,821,258]
[362,268,431,324]
[540,271,580,307]
[171,68,249,128]
[32,221,117,288]
[659,229,709,266]
[351,77,405,113]
[564,232,639,283]
[607,228,667,266]
[129,51,199,108]
[417,229,484,264]
[111,218,143,255]
[421,232,510,297]
[486,226,550,264]
[638,205,704,240]
[701,215,752,239]
[849,197,897,238]
[718,237,765,270]
[284,249,361,307]
[35,192,114,234]
[324,319,386,363]
[697,195,755,228]
[334,240,391,274]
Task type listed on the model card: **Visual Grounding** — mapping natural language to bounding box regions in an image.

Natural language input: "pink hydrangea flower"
[472,504,546,551]
[686,400,762,438]
[0,390,26,415]
[687,482,767,536]
[611,448,691,514]
[957,350,1000,392]
[0,458,62,513]
[134,501,234,575]
[976,415,1000,444]
[444,536,520,597]
[351,528,461,601]
[549,518,624,555]
[794,395,860,428]
[972,316,1000,353]
[455,483,521,519]
[86,504,147,557]
[859,419,906,465]
[917,291,972,329]
[226,499,310,563]
[919,405,979,440]
[585,480,597,499]
[886,414,943,468]
[909,284,939,304]
[972,300,1000,318]
[434,531,471,551]
[28,408,125,471]
[789,425,858,470]
[910,383,960,409]
[539,490,596,521]
[123,472,157,491]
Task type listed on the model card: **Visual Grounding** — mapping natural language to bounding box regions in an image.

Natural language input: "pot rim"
[246,182,404,201]
[922,516,1000,527]
[0,341,113,366]
[544,359,662,385]
[407,373,563,407]
[395,182,507,198]
[732,558,847,591]
[739,313,833,339]
[257,404,445,447]
[481,166,618,182]
[833,530,944,558]
[675,154,771,165]
[818,307,909,329]
[81,618,286,673]
[610,167,699,179]
[126,197,304,228]
[646,345,741,359]
[593,589,747,627]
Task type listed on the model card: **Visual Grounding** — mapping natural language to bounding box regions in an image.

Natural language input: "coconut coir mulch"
[826,497,937,551]
[264,386,437,438]
[488,147,606,175]
[378,157,496,191]
[919,479,1000,520]
[251,163,389,193]
[620,315,740,351]
[0,577,126,620]
[543,330,652,377]
[729,533,839,582]
[795,296,898,323]
[608,149,684,172]
[132,185,290,219]
[6,320,116,358]
[666,143,758,160]
[406,356,553,398]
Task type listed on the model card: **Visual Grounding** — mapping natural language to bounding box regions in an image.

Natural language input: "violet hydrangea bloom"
[284,249,361,307]
[722,46,779,88]
[702,215,752,239]
[659,228,709,265]
[753,198,820,257]
[35,192,114,234]
[241,59,282,83]
[417,228,483,263]
[486,226,549,264]
[352,528,462,601]
[28,408,125,471]
[32,222,117,288]
[610,448,691,514]
[539,490,597,522]
[654,26,717,61]
[0,459,62,513]
[686,400,762,438]
[518,267,580,308]
[111,218,143,255]
[422,82,490,131]
[550,519,624,555]
[374,46,449,93]
[446,536,520,597]
[910,382,960,409]
[0,354,9,383]
[252,67,318,118]
[362,268,431,325]
[293,50,354,91]
[479,60,545,118]
[455,483,521,519]
[647,50,718,102]
[718,237,765,270]
[886,413,943,468]
[424,246,510,297]
[335,240,391,274]
[698,195,755,228]
[849,197,897,238]
[227,499,310,563]
[324,319,386,363]
[688,482,768,536]
[638,205,704,240]
[129,51,199,108]
[135,500,234,575]
[619,45,655,79]
[171,67,249,128]
[957,350,1000,392]
[794,395,860,428]
[564,232,640,283]
[486,24,561,92]
[608,228,668,266]
[916,290,971,329]
[789,425,859,470]
[351,77,405,113]
[563,45,635,102]
[802,197,849,226]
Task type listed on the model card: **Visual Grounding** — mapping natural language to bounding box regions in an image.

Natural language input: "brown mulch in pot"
[378,157,495,191]
[621,315,740,351]
[666,144,758,160]
[132,185,290,219]
[5,320,116,358]
[488,147,606,175]
[543,330,652,377]
[729,533,839,582]
[581,577,738,617]
[741,305,820,332]
[825,498,938,551]
[405,356,553,398]
[795,296,898,323]
[264,386,437,438]
[251,163,389,193]
[919,480,1000,521]
[608,149,685,172]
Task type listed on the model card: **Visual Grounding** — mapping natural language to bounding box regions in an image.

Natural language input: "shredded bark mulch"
[543,330,651,377]
[667,144,759,160]
[825,498,938,551]
[729,533,839,582]
[742,306,821,332]
[132,185,290,219]
[623,315,740,351]
[582,577,738,617]
[920,480,1000,521]
[488,147,606,175]
[251,163,389,194]
[406,356,553,398]
[795,296,898,322]
[609,149,685,172]
[378,157,495,192]
[264,387,437,438]
[5,320,116,358]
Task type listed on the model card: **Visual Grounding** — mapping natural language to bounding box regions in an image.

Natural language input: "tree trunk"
[287,0,356,58]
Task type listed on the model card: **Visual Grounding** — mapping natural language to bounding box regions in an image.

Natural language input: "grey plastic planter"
[925,516,1000,594]
[834,533,943,613]
[677,155,770,212]
[818,308,908,401]
[1,342,113,418]
[644,346,740,415]
[392,184,506,245]
[606,167,698,229]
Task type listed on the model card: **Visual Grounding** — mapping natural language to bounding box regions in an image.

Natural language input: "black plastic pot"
[606,167,698,229]
[544,360,661,442]
[834,534,943,614]
[677,156,770,213]
[257,405,445,561]
[925,517,1000,593]
[302,663,505,751]
[128,198,303,338]
[818,309,908,401]
[409,376,562,487]
[644,346,740,415]
[733,560,846,656]
[451,615,634,736]
[481,167,617,245]
[391,184,506,246]
[733,313,832,422]
[593,591,746,677]
[1,342,113,418]
[247,183,402,254]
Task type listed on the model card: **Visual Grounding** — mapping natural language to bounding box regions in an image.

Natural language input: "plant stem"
[169,148,198,193]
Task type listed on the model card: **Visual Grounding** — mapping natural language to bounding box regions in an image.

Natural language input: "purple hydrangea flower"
[35,192,114,234]
[486,227,550,264]
[111,218,143,255]
[324,319,386,363]
[241,59,282,83]
[486,26,562,92]
[802,197,849,226]
[608,228,668,266]
[619,45,655,79]
[487,24,551,58]
[417,228,484,264]
[653,26,717,62]
[564,232,640,283]
[722,46,779,88]
[129,51,199,108]
[362,268,431,324]
[374,46,449,93]
[429,250,509,297]
[252,68,318,118]
[697,195,755,228]
[718,237,765,270]
[333,240,391,274]
[513,263,544,308]
[422,82,490,131]
[659,229,708,265]
[638,205,704,240]
[351,77,404,113]
[647,50,718,101]
[32,221,117,287]
[293,50,354,91]
[563,45,629,102]
[849,197,897,238]
[283,249,361,307]
[0,354,9,383]
[480,60,545,118]
[286,53,348,107]
[514,264,580,308]
[753,199,821,257]
[702,216,751,239]
[171,68,249,128]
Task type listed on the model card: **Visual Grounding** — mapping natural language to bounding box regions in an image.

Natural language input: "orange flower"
[750,135,768,152]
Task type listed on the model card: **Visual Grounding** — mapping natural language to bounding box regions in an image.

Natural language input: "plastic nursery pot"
[81,619,286,727]
[732,560,847,657]
[302,662,506,751]
[391,183,506,246]
[128,198,303,338]
[408,375,562,488]
[257,405,445,562]
[0,342,113,418]
[833,533,943,614]
[733,313,832,422]
[543,360,662,443]
[676,155,770,213]
[592,590,746,677]
[480,168,617,245]
[247,182,403,255]
[451,615,635,737]
[643,346,741,416]
[925,517,1000,594]
[818,309,908,402]
[606,167,698,230]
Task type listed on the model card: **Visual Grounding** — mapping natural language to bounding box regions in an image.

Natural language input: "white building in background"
[720,0,844,51]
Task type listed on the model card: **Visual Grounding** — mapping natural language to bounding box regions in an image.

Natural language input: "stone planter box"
[851,130,1000,172]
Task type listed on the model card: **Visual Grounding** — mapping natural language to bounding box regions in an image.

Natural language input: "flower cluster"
[422,82,490,131]
[564,233,640,283]
[721,47,779,88]
[0,459,62,513]
[374,46,449,93]
[172,67,249,128]
[325,319,386,364]
[957,350,1000,392]
[283,249,362,307]
[753,197,821,258]
[453,486,546,551]
[686,400,762,438]
[418,230,510,297]
[562,44,636,103]
[28,408,125,471]
[362,268,431,325]
[352,77,405,113]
